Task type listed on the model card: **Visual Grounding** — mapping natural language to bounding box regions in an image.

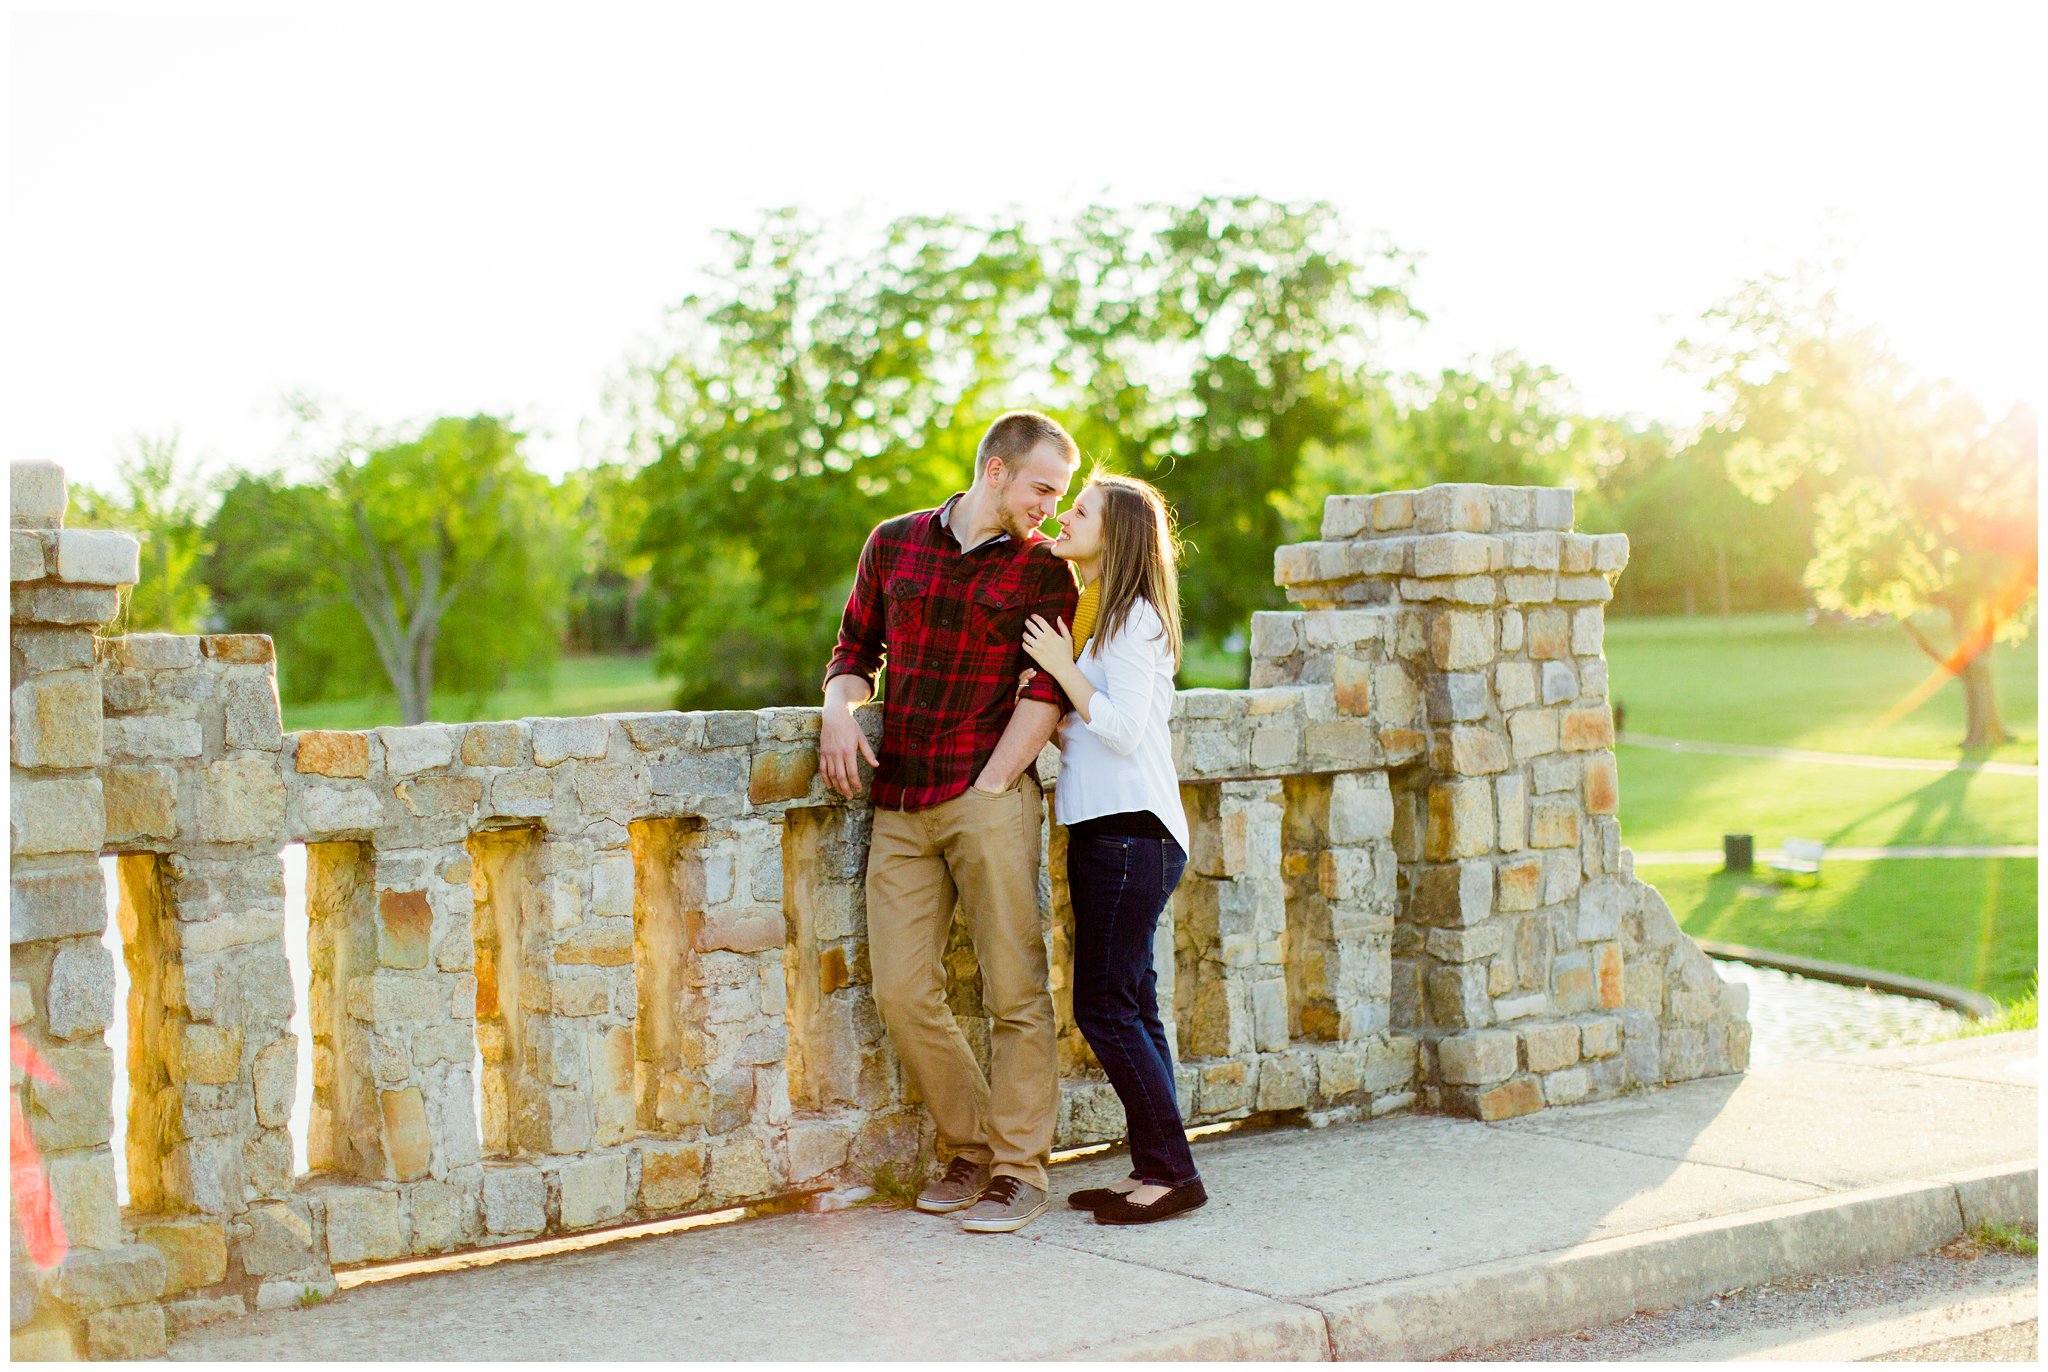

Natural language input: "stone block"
[1415,485,1493,533]
[164,1296,246,1334]
[235,1200,318,1277]
[1508,709,1559,760]
[55,1089,131,1207]
[1372,492,1415,530]
[1412,860,1493,927]
[1503,573,1555,603]
[1425,923,1503,963]
[1424,780,1493,860]
[1521,1022,1580,1073]
[1560,707,1614,752]
[10,528,46,580]
[10,671,103,770]
[1499,608,1524,653]
[1326,772,1393,844]
[1441,726,1509,775]
[222,675,283,749]
[1598,942,1626,1009]
[198,633,272,663]
[253,1039,295,1129]
[54,529,139,586]
[11,460,67,525]
[14,626,96,673]
[103,715,203,761]
[638,1142,708,1212]
[1543,1066,1591,1105]
[14,582,120,624]
[1475,1076,1545,1121]
[11,863,108,944]
[482,1164,546,1234]
[102,765,178,844]
[553,917,635,966]
[403,1175,476,1253]
[196,756,286,842]
[1539,661,1577,705]
[1577,880,1624,941]
[531,717,609,766]
[375,724,456,776]
[460,722,527,768]
[1502,531,1561,571]
[46,1242,164,1314]
[1533,755,1579,794]
[1494,773,1526,852]
[323,1186,403,1265]
[376,889,433,970]
[487,768,552,818]
[381,1088,433,1181]
[295,731,370,777]
[1494,660,1534,710]
[1438,1030,1516,1085]
[1255,1053,1310,1111]
[1425,961,1492,1029]
[1320,494,1372,539]
[45,938,115,1041]
[9,776,104,856]
[1528,797,1580,849]
[1425,672,1490,724]
[750,748,819,805]
[1249,611,1300,659]
[1412,532,1500,578]
[1495,857,1543,912]
[1557,574,1612,603]
[84,1305,167,1361]
[558,1154,630,1229]
[1525,608,1570,659]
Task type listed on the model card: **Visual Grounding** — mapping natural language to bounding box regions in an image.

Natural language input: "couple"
[818,410,1202,1234]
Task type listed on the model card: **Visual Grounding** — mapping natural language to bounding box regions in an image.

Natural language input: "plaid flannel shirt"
[824,493,1079,810]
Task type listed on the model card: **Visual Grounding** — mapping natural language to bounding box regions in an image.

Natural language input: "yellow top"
[1070,580,1101,659]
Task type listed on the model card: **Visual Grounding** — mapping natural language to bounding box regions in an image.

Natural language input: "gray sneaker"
[958,1175,1049,1233]
[915,1157,991,1213]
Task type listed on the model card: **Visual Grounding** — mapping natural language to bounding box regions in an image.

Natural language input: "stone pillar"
[9,462,166,1359]
[1274,483,1747,1120]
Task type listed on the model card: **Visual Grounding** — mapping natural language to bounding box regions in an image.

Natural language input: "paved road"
[1620,731,2039,777]
[1461,1244,2037,1361]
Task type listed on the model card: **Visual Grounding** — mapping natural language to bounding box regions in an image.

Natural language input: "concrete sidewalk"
[167,1032,2038,1362]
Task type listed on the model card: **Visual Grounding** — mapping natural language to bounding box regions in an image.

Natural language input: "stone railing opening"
[10,459,1749,1359]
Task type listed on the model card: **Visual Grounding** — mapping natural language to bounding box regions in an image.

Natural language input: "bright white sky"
[8,0,2043,495]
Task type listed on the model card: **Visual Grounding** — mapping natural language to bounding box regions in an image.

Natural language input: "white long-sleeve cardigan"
[1052,597,1191,854]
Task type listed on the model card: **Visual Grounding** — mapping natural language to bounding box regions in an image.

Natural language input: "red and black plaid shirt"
[825,493,1079,811]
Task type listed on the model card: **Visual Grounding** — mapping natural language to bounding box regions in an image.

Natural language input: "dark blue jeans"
[1066,830,1198,1188]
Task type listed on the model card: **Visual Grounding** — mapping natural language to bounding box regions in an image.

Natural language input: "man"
[819,410,1081,1233]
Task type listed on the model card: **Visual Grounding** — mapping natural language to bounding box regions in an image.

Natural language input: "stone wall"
[10,460,1747,1358]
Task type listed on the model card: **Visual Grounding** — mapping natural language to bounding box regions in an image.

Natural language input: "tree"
[1682,270,2037,748]
[629,209,1052,708]
[68,436,215,633]
[1048,198,1418,639]
[205,415,567,723]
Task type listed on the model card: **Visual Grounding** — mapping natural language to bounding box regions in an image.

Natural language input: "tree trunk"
[1715,545,1732,620]
[1947,604,2012,750]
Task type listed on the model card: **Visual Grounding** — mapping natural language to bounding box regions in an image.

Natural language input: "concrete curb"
[1083,1304,1330,1362]
[1082,1161,2037,1362]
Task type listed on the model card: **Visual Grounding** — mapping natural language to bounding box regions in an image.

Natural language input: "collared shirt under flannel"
[825,493,1079,810]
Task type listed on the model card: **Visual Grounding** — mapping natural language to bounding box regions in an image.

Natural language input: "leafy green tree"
[1682,271,2037,748]
[1048,198,1418,638]
[629,210,1050,708]
[558,462,659,654]
[205,415,567,722]
[69,436,215,633]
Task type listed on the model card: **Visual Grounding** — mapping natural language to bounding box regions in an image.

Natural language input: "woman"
[1020,473,1204,1225]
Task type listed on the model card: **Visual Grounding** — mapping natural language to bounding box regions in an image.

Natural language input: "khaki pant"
[866,773,1056,1189]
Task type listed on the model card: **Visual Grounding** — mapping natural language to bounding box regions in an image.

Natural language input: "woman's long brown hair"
[1087,472,1184,670]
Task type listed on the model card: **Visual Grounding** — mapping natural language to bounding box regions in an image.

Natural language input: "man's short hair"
[975,410,1080,481]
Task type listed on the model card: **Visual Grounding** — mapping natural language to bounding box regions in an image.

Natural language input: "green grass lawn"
[1606,612,2037,764]
[1637,859,2039,1003]
[1615,746,2038,852]
[281,654,678,732]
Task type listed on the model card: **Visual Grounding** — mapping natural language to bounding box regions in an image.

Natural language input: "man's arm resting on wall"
[973,698,1062,793]
[820,673,879,798]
